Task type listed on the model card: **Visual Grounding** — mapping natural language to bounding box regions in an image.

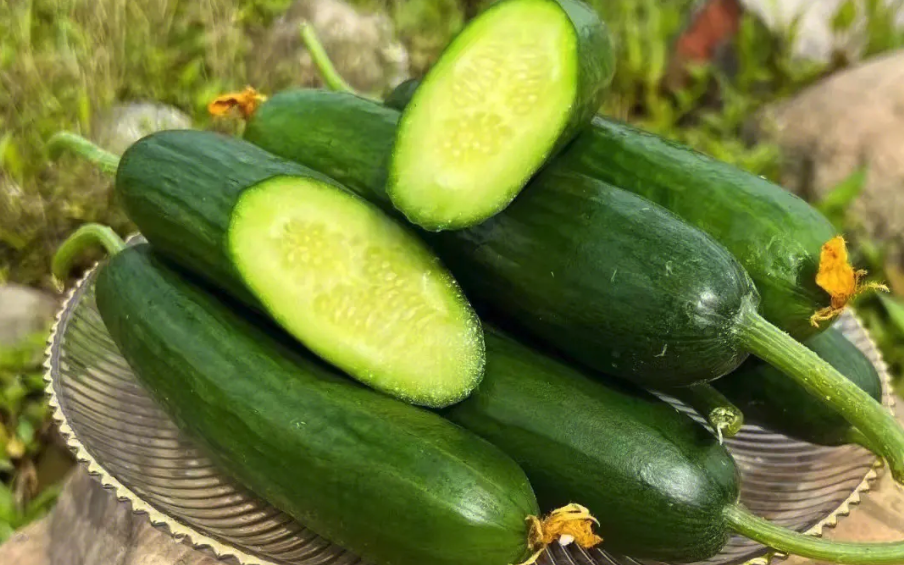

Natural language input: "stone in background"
[0,284,57,349]
[758,49,904,246]
[250,0,410,96]
[93,103,193,157]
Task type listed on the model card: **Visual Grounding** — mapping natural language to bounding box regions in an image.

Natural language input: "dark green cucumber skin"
[247,91,757,387]
[95,245,537,565]
[714,327,882,446]
[556,0,617,115]
[245,92,398,212]
[555,118,836,341]
[384,78,419,111]
[434,167,756,386]
[115,129,338,306]
[388,82,836,340]
[448,329,741,562]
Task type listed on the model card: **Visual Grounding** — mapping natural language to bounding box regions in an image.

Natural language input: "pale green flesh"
[390,0,578,230]
[228,176,485,407]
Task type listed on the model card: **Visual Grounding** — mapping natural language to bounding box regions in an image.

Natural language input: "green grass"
[0,330,65,542]
[2,0,904,540]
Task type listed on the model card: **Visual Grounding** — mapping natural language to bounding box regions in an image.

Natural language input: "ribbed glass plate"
[44,257,893,565]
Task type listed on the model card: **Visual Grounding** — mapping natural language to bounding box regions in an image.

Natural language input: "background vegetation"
[1,0,903,542]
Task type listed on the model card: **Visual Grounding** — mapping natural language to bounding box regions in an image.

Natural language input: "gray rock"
[250,0,410,95]
[740,0,904,63]
[759,49,904,244]
[0,284,57,347]
[93,103,193,156]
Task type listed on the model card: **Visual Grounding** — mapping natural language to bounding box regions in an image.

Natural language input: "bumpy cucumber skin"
[714,327,882,446]
[248,91,756,387]
[246,91,399,209]
[388,83,837,340]
[433,168,756,386]
[553,118,837,341]
[447,329,740,562]
[389,0,615,230]
[96,245,537,565]
[384,78,419,112]
[115,130,330,305]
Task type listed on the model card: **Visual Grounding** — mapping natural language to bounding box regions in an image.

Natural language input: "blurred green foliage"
[2,0,904,541]
[0,330,63,542]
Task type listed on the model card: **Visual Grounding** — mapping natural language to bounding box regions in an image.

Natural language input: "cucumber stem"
[846,427,882,455]
[738,306,904,484]
[726,503,904,564]
[52,223,126,289]
[47,132,120,175]
[667,384,744,439]
[299,23,360,96]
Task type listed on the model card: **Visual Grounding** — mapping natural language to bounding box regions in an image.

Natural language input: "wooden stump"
[0,470,220,565]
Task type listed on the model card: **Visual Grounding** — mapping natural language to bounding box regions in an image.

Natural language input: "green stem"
[299,23,360,96]
[738,307,904,483]
[667,383,744,439]
[47,132,120,175]
[52,224,126,289]
[845,427,882,455]
[726,504,904,564]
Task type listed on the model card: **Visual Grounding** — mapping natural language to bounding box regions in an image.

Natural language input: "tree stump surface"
[4,407,904,565]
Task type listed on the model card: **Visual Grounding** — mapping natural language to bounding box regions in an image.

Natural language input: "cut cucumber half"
[228,176,485,407]
[389,0,614,231]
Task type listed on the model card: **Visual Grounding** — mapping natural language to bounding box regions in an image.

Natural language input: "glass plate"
[44,257,893,565]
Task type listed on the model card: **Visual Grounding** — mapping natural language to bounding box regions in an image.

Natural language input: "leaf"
[817,165,868,225]
[22,483,62,523]
[23,371,46,394]
[16,419,34,447]
[77,85,92,134]
[5,436,25,459]
[0,482,15,524]
[832,0,858,33]
[879,294,904,337]
[0,521,14,544]
[0,132,24,182]
[0,379,27,415]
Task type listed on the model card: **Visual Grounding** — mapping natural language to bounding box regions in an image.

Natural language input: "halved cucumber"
[97,130,486,408]
[389,0,614,231]
[228,176,484,406]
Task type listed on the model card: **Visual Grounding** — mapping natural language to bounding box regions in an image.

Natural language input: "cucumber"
[389,0,614,230]
[448,328,904,564]
[664,383,744,439]
[385,81,841,339]
[92,243,538,565]
[57,227,904,565]
[384,78,419,111]
[451,329,741,562]
[92,130,484,408]
[242,90,904,483]
[554,118,839,340]
[714,327,882,448]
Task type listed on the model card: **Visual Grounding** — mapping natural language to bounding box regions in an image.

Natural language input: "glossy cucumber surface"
[96,245,537,565]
